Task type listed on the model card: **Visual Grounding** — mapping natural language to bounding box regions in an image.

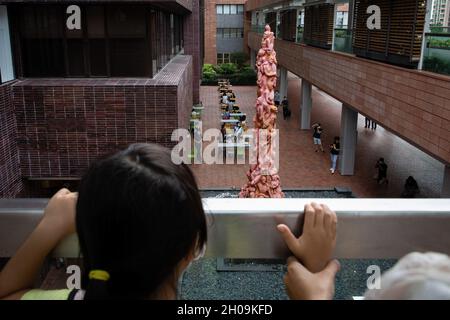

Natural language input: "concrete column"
[442,166,450,198]
[300,79,312,130]
[339,104,358,176]
[278,67,288,99]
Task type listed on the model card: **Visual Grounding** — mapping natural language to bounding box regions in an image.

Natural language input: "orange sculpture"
[240,25,284,198]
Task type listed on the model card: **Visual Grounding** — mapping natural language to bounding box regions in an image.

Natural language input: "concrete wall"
[217,38,244,53]
[248,32,450,165]
[12,55,193,179]
[216,14,244,28]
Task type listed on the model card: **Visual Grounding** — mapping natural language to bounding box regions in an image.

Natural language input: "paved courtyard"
[189,74,445,198]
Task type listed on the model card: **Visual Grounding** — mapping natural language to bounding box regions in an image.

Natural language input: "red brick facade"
[0,81,23,197]
[12,55,193,180]
[184,0,202,103]
[248,32,450,164]
[204,0,248,65]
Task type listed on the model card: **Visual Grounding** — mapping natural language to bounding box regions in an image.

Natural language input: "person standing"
[275,91,281,107]
[312,123,324,152]
[402,176,420,198]
[365,117,371,128]
[375,158,388,184]
[371,120,377,130]
[329,137,340,174]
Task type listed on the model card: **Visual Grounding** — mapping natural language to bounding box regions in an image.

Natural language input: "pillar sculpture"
[240,25,284,198]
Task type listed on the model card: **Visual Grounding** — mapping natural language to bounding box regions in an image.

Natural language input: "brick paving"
[189,74,445,198]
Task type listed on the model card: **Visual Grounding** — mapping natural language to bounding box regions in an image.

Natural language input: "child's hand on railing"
[41,188,77,240]
[284,256,340,300]
[277,203,337,273]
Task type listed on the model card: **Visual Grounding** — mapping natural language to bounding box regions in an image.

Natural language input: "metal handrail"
[1,198,450,259]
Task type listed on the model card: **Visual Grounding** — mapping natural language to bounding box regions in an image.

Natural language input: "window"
[217,53,231,64]
[0,6,14,83]
[217,28,243,39]
[12,5,184,78]
[217,4,244,15]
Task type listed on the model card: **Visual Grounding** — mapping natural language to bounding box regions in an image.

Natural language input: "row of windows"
[216,5,244,15]
[216,28,244,39]
[217,53,232,64]
[10,5,183,78]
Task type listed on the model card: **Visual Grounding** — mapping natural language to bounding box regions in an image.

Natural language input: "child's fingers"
[277,224,300,254]
[304,204,315,230]
[311,202,324,227]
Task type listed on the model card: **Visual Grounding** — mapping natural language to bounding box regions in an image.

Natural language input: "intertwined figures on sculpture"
[240,25,284,198]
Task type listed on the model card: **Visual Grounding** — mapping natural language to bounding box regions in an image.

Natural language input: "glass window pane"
[89,39,107,76]
[19,6,65,77]
[223,5,230,14]
[238,5,244,14]
[230,5,237,14]
[216,5,223,15]
[87,6,105,38]
[67,40,85,76]
[107,7,146,38]
[223,28,230,38]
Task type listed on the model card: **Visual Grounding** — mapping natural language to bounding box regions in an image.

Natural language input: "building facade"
[0,0,202,197]
[431,0,450,26]
[204,0,247,65]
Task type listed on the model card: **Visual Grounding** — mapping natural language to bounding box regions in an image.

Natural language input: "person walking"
[312,123,324,152]
[329,137,340,174]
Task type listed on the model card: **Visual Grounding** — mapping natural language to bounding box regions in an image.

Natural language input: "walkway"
[189,74,445,198]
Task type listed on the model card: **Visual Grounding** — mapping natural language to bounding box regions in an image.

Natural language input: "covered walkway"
[190,75,445,198]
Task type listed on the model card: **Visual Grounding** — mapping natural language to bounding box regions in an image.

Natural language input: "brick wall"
[245,0,284,11]
[204,0,248,65]
[248,32,450,164]
[13,55,193,179]
[184,0,201,103]
[0,81,23,197]
[178,59,194,128]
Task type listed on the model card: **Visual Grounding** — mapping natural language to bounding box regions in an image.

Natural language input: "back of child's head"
[76,143,207,299]
[364,252,450,300]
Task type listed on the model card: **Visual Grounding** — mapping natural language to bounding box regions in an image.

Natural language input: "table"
[221,119,239,124]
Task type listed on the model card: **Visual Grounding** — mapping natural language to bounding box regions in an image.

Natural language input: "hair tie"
[89,270,110,281]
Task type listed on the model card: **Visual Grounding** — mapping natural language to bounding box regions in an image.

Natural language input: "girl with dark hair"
[0,143,207,300]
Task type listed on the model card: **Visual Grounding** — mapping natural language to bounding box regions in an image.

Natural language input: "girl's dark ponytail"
[83,270,110,300]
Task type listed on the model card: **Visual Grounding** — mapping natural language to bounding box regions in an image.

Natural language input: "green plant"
[423,56,450,76]
[202,63,217,81]
[230,52,249,68]
[216,63,238,75]
[428,38,450,49]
